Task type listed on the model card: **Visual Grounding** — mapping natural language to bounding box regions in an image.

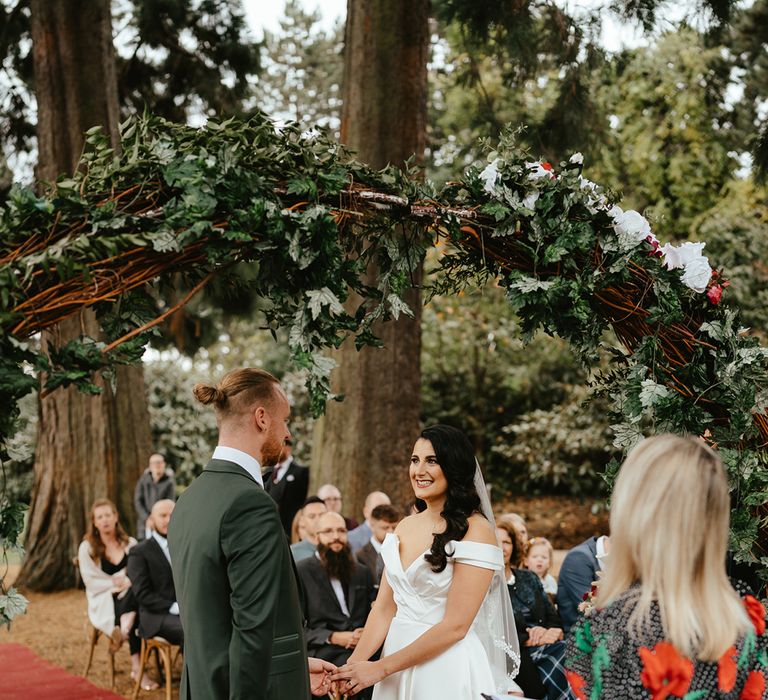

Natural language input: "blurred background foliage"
[2,0,766,502]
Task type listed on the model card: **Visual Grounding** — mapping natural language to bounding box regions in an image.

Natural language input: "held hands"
[308,657,337,696]
[525,626,563,646]
[330,660,386,696]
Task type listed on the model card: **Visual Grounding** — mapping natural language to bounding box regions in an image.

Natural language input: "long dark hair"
[416,425,482,573]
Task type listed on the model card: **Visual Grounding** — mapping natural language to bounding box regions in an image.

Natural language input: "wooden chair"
[131,636,181,700]
[78,555,117,689]
[82,624,116,689]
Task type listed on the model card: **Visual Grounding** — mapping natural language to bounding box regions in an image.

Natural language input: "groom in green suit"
[168,368,335,699]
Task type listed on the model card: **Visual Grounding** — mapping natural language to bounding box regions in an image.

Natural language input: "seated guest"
[525,536,558,599]
[290,508,305,544]
[127,499,184,655]
[347,491,391,552]
[556,533,609,633]
[498,511,528,542]
[290,496,327,562]
[296,512,376,698]
[317,483,359,531]
[78,498,150,688]
[498,521,566,700]
[264,439,309,536]
[565,435,767,699]
[355,503,399,586]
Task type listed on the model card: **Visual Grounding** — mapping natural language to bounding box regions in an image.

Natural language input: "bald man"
[127,499,184,645]
[347,491,391,552]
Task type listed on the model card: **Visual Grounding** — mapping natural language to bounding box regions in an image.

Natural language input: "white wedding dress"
[372,532,505,700]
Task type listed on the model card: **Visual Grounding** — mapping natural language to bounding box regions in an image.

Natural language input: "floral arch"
[1,115,767,618]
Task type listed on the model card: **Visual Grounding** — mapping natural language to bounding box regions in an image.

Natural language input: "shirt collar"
[152,530,168,549]
[212,446,263,487]
[370,535,383,553]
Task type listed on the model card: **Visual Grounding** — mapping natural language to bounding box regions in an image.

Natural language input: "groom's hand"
[308,657,336,696]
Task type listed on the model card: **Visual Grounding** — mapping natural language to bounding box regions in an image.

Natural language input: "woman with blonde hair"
[565,434,768,699]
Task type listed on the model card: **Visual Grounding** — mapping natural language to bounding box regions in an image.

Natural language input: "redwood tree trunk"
[17,0,152,591]
[312,0,429,514]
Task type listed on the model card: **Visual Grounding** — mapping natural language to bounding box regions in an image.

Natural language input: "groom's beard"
[317,542,356,586]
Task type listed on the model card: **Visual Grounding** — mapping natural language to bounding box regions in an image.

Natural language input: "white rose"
[522,191,539,210]
[479,158,500,193]
[680,256,713,293]
[612,209,652,241]
[569,152,584,164]
[526,161,553,180]
[661,241,706,270]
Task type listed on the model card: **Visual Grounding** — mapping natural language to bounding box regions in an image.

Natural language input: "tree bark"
[312,0,429,515]
[17,0,151,591]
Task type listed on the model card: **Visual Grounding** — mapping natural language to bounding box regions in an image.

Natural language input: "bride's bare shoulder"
[394,513,421,536]
[462,513,497,545]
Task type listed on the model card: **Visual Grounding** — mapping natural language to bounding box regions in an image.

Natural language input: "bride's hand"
[330,660,385,696]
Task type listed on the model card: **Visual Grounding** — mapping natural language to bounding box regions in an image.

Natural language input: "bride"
[331,424,522,698]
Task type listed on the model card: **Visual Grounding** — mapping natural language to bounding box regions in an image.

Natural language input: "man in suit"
[556,534,610,632]
[264,439,309,536]
[291,496,327,563]
[355,503,400,587]
[168,368,335,699]
[296,512,376,698]
[347,491,391,552]
[127,499,183,645]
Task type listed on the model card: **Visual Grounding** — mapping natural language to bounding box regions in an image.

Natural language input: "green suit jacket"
[168,458,310,700]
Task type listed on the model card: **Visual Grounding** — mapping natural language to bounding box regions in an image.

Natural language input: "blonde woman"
[564,434,768,699]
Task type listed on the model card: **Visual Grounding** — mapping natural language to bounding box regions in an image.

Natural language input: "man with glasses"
[317,483,359,531]
[296,512,376,698]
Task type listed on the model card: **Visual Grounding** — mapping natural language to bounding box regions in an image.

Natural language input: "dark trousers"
[148,613,184,646]
[114,591,141,655]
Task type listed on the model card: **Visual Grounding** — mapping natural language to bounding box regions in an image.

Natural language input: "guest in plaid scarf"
[497,520,573,700]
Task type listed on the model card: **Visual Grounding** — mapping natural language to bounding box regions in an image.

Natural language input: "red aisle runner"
[0,643,124,699]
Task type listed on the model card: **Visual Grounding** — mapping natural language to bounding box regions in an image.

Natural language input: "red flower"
[718,645,738,692]
[565,670,588,700]
[707,283,723,305]
[744,595,766,636]
[645,235,664,258]
[639,642,694,700]
[542,162,553,171]
[741,670,766,700]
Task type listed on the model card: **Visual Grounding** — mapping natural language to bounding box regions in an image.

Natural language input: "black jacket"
[127,536,178,638]
[355,542,384,585]
[133,468,176,539]
[296,554,375,666]
[264,460,309,536]
[555,535,600,632]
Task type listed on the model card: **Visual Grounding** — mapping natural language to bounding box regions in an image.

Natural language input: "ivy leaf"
[508,277,557,294]
[0,588,29,627]
[387,294,413,321]
[306,288,344,320]
[639,379,670,408]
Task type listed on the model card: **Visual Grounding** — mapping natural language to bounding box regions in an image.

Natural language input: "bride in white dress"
[331,425,522,699]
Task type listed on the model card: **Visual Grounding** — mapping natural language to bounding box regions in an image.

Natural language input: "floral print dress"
[565,585,768,700]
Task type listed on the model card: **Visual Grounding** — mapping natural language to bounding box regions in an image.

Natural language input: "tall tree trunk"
[17,0,152,591]
[312,0,429,515]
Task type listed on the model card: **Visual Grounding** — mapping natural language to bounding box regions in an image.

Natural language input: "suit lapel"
[313,559,347,616]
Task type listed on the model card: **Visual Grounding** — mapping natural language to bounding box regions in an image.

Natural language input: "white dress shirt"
[369,535,383,554]
[212,445,264,487]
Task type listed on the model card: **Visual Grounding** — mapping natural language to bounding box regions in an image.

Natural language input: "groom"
[168,368,334,699]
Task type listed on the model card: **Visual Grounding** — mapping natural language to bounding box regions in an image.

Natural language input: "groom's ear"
[252,405,269,433]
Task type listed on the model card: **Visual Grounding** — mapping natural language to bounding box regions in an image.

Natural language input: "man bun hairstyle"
[193,368,280,419]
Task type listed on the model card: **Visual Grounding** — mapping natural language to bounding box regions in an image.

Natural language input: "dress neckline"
[387,532,431,574]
